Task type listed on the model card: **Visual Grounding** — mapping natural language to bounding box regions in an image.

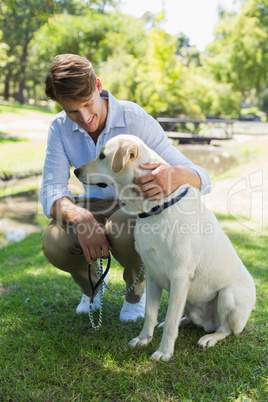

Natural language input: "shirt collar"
[72,90,125,134]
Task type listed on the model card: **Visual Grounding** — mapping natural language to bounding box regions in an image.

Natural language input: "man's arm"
[50,197,111,263]
[135,114,211,196]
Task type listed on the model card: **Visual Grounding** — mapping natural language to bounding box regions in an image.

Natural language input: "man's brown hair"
[45,54,97,102]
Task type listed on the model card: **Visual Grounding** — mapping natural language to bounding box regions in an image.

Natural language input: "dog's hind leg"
[129,272,162,348]
[198,280,254,349]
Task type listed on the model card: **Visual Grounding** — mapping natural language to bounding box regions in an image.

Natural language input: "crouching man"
[40,54,211,321]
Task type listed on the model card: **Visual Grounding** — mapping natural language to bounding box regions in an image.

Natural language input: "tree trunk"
[16,39,30,104]
[4,72,10,101]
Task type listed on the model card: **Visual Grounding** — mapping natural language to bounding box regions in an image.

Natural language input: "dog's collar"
[138,188,189,219]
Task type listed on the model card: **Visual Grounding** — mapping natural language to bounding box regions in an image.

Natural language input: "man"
[40,54,211,322]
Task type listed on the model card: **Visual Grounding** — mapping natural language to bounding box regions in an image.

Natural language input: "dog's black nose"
[74,168,80,178]
[96,183,108,188]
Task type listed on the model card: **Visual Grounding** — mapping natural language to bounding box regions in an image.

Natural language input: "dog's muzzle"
[74,168,108,188]
[74,168,81,179]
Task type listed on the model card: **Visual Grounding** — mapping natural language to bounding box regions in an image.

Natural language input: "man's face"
[58,78,107,136]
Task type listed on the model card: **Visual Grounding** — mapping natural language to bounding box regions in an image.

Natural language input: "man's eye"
[99,152,106,160]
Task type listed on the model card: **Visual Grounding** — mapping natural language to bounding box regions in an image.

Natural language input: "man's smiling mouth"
[85,116,94,125]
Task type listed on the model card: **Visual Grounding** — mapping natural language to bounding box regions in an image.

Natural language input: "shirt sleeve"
[39,121,75,218]
[141,115,211,195]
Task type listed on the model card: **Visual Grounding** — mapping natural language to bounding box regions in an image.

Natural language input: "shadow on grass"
[0,132,29,143]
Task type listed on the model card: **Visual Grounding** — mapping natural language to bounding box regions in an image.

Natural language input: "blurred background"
[0,0,267,246]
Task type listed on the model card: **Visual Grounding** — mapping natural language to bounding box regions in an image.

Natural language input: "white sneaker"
[76,274,109,314]
[119,293,146,322]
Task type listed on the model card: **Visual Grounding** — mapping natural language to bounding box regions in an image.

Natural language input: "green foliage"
[261,87,268,113]
[240,106,267,121]
[0,0,117,102]
[176,32,201,66]
[184,66,242,118]
[31,11,147,67]
[99,52,140,102]
[100,25,203,118]
[134,27,194,118]
[0,0,65,102]
[27,11,148,102]
[0,30,9,67]
[202,0,268,96]
[0,0,266,117]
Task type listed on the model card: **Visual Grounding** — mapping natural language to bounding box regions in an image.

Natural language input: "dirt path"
[204,136,268,232]
[0,111,53,139]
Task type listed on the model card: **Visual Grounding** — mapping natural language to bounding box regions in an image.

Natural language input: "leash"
[88,256,145,330]
[88,254,111,304]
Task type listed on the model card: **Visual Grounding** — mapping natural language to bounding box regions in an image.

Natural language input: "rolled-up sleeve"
[39,121,75,218]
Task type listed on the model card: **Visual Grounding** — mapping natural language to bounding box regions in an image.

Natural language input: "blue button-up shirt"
[40,91,211,218]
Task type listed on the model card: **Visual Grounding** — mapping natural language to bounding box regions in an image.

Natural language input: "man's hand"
[51,197,112,264]
[77,215,112,264]
[133,162,200,201]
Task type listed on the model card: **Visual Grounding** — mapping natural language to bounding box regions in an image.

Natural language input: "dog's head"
[74,135,150,188]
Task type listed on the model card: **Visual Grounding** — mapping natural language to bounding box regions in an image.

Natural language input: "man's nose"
[79,108,90,122]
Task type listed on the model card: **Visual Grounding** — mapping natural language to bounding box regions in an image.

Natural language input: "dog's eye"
[99,152,106,160]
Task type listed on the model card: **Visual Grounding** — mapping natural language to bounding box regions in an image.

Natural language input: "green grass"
[0,102,53,115]
[0,218,267,401]
[0,103,51,178]
[0,137,46,178]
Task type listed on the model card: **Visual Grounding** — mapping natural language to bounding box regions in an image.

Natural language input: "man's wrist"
[186,167,201,190]
[173,166,201,190]
[51,197,94,226]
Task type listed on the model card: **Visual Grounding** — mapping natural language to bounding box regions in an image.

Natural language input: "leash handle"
[88,254,111,303]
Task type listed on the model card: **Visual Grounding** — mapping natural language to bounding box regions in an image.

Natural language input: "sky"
[118,0,239,51]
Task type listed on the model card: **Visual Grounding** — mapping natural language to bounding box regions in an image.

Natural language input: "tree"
[133,25,202,118]
[0,0,120,103]
[0,1,56,102]
[87,0,120,13]
[175,32,200,66]
[202,0,268,98]
[184,66,242,118]
[26,10,146,102]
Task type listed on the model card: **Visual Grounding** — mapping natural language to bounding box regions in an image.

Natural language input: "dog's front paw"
[150,349,173,362]
[128,336,151,348]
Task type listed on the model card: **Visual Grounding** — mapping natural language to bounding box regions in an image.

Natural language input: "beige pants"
[41,198,145,303]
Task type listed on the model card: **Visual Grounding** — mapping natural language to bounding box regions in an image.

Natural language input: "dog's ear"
[112,140,139,173]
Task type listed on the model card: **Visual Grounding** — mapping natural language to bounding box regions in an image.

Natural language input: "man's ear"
[112,140,139,173]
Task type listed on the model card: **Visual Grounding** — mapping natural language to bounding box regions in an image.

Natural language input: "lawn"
[0,102,53,116]
[0,104,267,400]
[0,103,52,179]
[0,136,46,179]
[0,216,267,401]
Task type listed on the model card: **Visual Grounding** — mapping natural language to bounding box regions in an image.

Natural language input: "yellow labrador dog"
[74,134,256,361]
